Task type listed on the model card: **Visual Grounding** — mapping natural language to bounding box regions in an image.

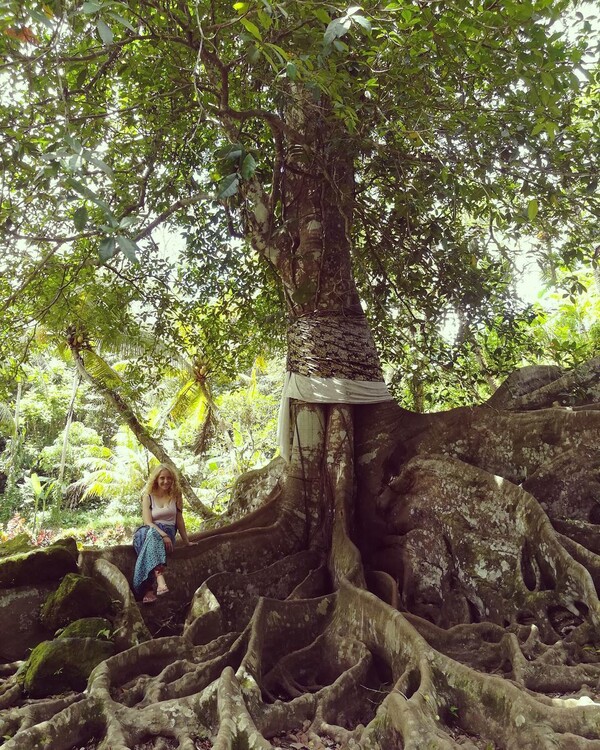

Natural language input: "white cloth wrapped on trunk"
[277,371,393,460]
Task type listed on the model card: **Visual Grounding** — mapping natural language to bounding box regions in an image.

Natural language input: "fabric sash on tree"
[278,310,393,459]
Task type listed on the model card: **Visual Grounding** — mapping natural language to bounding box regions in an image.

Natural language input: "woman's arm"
[176,502,190,545]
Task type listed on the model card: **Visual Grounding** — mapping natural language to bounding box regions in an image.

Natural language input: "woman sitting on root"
[132,464,191,604]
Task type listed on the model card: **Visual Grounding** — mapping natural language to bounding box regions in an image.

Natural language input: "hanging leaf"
[81,0,103,12]
[215,143,243,161]
[107,11,135,31]
[240,153,256,179]
[527,199,539,221]
[116,235,140,263]
[313,8,331,24]
[352,15,371,31]
[96,19,114,45]
[73,206,88,231]
[217,173,240,199]
[240,18,262,41]
[324,17,351,45]
[98,237,116,263]
[86,153,114,178]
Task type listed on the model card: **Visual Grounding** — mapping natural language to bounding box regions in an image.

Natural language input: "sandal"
[142,590,157,604]
[156,574,169,596]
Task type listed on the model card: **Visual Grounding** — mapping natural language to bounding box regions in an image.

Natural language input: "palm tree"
[66,327,215,519]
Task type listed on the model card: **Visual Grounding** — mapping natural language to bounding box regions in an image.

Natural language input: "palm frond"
[0,402,16,436]
[193,407,218,456]
[169,380,208,423]
[80,350,124,389]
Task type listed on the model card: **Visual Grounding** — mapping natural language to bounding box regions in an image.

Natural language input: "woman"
[132,464,191,604]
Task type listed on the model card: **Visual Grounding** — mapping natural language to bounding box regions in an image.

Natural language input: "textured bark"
[2,360,600,749]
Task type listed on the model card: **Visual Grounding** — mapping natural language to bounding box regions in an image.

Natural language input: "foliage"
[0,0,598,406]
[527,269,600,367]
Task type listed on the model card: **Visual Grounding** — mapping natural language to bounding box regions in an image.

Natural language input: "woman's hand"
[162,535,173,552]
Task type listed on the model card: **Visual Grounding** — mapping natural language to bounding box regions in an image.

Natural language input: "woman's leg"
[154,565,169,595]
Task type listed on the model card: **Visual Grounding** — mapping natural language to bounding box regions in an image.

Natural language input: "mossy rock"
[49,536,79,559]
[58,617,113,640]
[20,637,115,697]
[0,540,78,588]
[40,573,114,631]
[0,534,35,559]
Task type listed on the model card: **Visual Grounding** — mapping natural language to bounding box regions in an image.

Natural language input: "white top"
[150,496,177,525]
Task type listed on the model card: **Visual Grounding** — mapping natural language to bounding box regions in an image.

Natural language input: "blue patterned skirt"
[132,523,177,595]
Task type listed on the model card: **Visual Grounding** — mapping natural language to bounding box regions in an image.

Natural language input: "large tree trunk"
[3,104,600,747]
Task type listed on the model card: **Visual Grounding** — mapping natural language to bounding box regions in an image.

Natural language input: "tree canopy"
[1,0,598,399]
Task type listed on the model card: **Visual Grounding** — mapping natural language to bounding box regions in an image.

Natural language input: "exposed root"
[2,376,600,748]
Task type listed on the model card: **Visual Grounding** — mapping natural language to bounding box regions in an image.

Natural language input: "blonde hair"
[142,463,183,506]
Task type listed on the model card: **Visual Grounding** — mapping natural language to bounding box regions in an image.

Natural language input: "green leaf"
[86,153,114,178]
[324,18,351,45]
[81,0,103,12]
[107,11,135,31]
[66,177,103,206]
[73,206,88,231]
[233,1,249,11]
[217,173,240,199]
[30,8,53,27]
[216,143,243,161]
[257,10,272,29]
[116,235,140,263]
[531,121,546,136]
[527,199,539,221]
[30,473,43,496]
[352,15,371,32]
[66,178,116,224]
[98,237,116,263]
[96,19,114,45]
[541,71,554,88]
[286,62,297,79]
[240,18,262,41]
[313,8,331,24]
[75,68,88,88]
[240,153,256,179]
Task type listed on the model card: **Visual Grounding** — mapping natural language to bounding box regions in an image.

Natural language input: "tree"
[67,332,216,518]
[1,1,600,748]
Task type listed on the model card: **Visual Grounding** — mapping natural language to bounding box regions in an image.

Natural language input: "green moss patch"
[0,540,78,588]
[0,534,35,558]
[58,617,113,640]
[40,573,114,631]
[20,637,115,697]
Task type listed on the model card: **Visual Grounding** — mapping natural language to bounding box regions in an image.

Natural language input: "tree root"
[2,381,600,748]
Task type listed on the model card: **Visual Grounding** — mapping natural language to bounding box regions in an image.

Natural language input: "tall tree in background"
[1,1,600,747]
